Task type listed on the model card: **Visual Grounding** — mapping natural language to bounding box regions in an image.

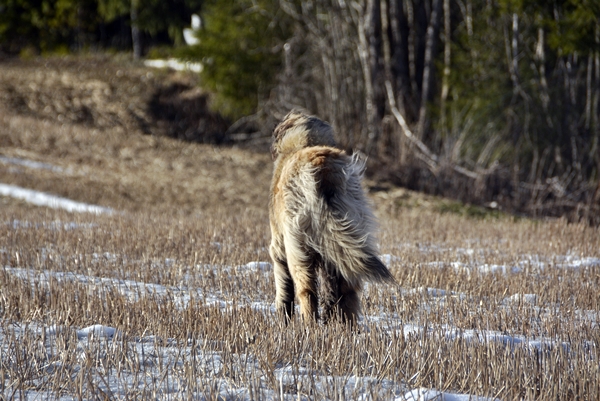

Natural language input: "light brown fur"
[269,111,394,326]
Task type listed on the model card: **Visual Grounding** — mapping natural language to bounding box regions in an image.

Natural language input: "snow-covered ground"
[7,321,498,401]
[1,261,509,401]
[1,166,598,400]
[2,250,599,400]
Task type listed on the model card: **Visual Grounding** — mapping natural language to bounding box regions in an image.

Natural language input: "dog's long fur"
[269,111,394,325]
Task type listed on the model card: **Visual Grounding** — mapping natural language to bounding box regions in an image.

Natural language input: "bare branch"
[385,80,437,165]
[386,80,481,180]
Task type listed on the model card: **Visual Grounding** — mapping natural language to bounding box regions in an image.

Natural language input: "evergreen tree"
[177,0,295,118]
[0,0,98,53]
[0,0,202,54]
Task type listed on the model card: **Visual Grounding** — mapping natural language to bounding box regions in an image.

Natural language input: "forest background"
[1,0,599,223]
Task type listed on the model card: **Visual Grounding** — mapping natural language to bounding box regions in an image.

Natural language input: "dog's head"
[271,111,337,160]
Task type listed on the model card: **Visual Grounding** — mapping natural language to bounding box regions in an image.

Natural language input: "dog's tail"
[290,147,395,287]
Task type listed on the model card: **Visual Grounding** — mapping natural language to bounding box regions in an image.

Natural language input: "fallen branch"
[385,81,438,166]
[385,80,479,180]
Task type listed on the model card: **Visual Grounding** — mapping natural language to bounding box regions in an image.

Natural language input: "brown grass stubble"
[1,197,599,398]
[0,106,272,216]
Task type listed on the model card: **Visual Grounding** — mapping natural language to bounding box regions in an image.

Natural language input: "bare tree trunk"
[357,0,384,154]
[131,0,142,59]
[388,0,411,119]
[405,0,419,100]
[387,0,413,163]
[504,13,520,93]
[503,12,520,101]
[586,55,593,130]
[593,24,600,162]
[566,54,580,174]
[440,0,451,135]
[502,11,535,189]
[381,0,392,91]
[511,13,519,91]
[504,12,527,148]
[466,0,475,64]
[282,43,293,107]
[456,0,477,67]
[535,25,552,127]
[357,6,375,152]
[416,0,442,140]
[367,0,384,154]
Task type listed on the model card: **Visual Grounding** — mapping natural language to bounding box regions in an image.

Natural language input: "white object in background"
[191,14,202,30]
[144,58,203,73]
[184,14,202,45]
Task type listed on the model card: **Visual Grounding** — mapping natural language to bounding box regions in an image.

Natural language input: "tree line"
[1,0,599,222]
[0,0,202,55]
[190,0,600,223]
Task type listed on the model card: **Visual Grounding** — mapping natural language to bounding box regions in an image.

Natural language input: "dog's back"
[269,111,394,325]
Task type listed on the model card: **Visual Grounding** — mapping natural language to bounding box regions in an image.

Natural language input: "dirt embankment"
[0,55,272,216]
[0,56,231,143]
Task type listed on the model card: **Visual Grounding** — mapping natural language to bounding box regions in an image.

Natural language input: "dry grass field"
[1,56,599,400]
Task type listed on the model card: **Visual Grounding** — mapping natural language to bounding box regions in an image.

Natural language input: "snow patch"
[76,324,121,340]
[0,155,68,173]
[0,183,114,214]
[144,58,203,73]
[399,387,499,401]
[503,293,538,305]
[242,261,272,271]
[406,286,452,297]
[5,219,97,231]
[556,255,600,269]
[381,254,400,265]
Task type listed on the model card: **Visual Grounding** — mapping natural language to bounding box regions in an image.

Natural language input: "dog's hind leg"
[284,242,319,322]
[319,264,340,324]
[290,264,319,322]
[270,244,295,323]
[321,274,360,327]
[273,259,295,322]
[336,277,361,327]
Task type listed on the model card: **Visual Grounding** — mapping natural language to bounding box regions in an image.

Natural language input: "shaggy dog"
[269,111,394,326]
